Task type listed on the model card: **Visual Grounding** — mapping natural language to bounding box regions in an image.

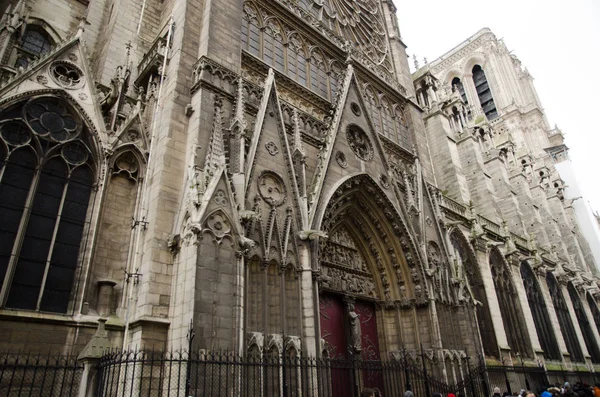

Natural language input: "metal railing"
[96,350,488,397]
[0,352,83,397]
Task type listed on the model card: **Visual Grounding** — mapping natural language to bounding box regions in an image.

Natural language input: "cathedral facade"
[0,0,600,382]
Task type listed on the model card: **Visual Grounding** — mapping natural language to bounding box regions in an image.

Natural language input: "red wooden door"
[355,300,384,392]
[319,295,384,394]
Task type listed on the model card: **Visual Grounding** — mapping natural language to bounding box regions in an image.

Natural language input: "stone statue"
[347,302,362,353]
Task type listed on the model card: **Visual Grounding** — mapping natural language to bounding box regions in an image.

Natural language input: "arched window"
[568,283,600,363]
[364,87,381,133]
[587,294,600,337]
[242,5,261,57]
[489,250,532,357]
[451,77,468,104]
[287,35,308,86]
[450,232,498,357]
[15,26,53,69]
[395,105,412,151]
[0,97,96,313]
[472,65,498,120]
[546,274,584,362]
[380,97,394,141]
[263,20,285,73]
[309,50,329,99]
[520,263,561,360]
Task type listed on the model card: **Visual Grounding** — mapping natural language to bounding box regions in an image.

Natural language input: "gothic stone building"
[1,0,600,380]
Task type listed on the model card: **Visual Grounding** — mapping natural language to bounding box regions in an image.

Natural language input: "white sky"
[394,0,600,214]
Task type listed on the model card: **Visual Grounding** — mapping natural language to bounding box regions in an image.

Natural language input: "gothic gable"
[244,71,303,263]
[0,32,107,148]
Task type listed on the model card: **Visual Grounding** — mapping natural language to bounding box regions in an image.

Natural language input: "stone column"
[472,238,510,360]
[298,240,317,356]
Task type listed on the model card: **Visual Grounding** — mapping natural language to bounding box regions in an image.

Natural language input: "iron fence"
[96,350,488,397]
[546,369,599,389]
[0,352,83,397]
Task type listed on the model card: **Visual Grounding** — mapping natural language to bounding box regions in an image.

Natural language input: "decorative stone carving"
[36,75,48,85]
[335,151,348,168]
[49,61,85,89]
[379,174,390,189]
[213,189,228,206]
[266,334,283,353]
[67,53,78,62]
[257,171,286,207]
[265,141,279,156]
[205,211,232,241]
[247,332,264,353]
[346,124,373,161]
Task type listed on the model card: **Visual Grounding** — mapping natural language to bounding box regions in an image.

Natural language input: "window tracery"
[14,26,53,69]
[520,262,561,360]
[241,3,341,100]
[489,250,532,358]
[0,97,96,313]
[568,283,600,363]
[450,231,498,357]
[546,274,584,362]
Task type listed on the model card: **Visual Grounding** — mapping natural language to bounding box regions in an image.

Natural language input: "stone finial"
[413,54,419,70]
[78,319,112,360]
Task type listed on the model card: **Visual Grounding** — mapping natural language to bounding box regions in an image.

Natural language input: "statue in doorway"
[347,301,362,354]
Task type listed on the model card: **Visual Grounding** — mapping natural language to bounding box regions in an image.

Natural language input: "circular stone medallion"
[257,171,286,206]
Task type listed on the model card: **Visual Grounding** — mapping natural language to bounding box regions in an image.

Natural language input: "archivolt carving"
[319,174,426,304]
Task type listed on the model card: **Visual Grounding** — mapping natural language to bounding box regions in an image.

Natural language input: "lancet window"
[363,87,413,151]
[568,283,600,363]
[586,294,600,337]
[472,65,498,120]
[241,3,340,101]
[489,250,532,357]
[0,97,96,313]
[520,263,561,360]
[546,274,584,362]
[14,26,53,69]
[451,77,468,104]
[450,231,498,357]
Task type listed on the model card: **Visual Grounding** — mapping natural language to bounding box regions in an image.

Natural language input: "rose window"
[25,98,82,142]
[49,61,84,89]
[301,0,388,65]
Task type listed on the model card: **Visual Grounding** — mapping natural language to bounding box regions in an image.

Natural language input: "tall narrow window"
[587,294,600,337]
[263,21,284,73]
[15,27,53,69]
[546,274,584,362]
[0,97,95,313]
[520,263,561,360]
[568,284,600,363]
[380,97,394,141]
[472,65,498,120]
[451,77,468,104]
[450,232,498,357]
[490,250,532,357]
[309,51,329,99]
[287,35,307,86]
[242,5,261,57]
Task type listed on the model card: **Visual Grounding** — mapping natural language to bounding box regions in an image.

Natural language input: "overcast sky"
[394,0,600,214]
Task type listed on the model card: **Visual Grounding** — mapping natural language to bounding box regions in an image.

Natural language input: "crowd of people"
[358,382,600,397]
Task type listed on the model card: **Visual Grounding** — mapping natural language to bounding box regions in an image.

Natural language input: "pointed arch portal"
[316,174,425,391]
